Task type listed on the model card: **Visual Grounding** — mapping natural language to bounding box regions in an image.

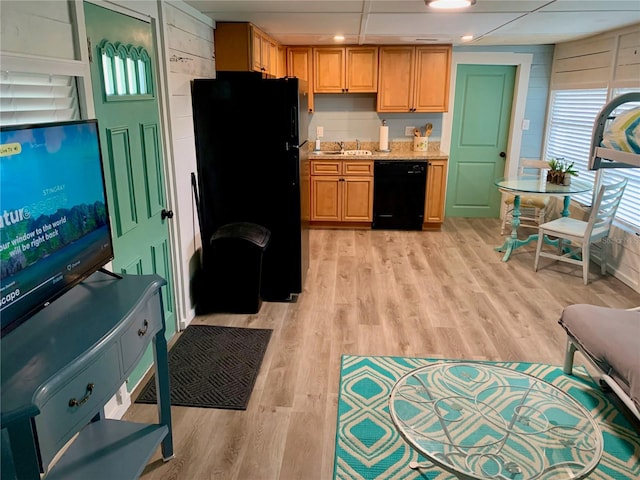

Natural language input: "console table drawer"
[35,342,121,469]
[120,292,163,373]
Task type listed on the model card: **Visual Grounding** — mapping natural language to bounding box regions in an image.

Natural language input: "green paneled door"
[446,64,516,218]
[84,2,176,390]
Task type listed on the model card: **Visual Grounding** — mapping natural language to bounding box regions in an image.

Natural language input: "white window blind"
[0,71,79,126]
[546,89,608,206]
[546,89,640,230]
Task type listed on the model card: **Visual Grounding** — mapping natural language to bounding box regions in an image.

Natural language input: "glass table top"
[495,175,592,195]
[389,362,603,480]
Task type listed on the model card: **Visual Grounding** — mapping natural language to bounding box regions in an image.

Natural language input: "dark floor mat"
[135,325,272,410]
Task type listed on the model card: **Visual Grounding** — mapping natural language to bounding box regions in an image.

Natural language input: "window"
[0,71,79,126]
[98,40,153,100]
[545,88,640,230]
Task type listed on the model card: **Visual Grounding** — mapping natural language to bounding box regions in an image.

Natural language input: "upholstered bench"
[559,304,640,420]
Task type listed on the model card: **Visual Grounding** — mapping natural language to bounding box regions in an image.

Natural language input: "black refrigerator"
[191,73,310,302]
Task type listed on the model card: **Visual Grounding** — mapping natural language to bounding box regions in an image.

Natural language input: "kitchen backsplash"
[308,140,442,153]
[307,93,443,146]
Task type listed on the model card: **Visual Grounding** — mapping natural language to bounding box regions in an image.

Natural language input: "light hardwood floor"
[130,218,640,480]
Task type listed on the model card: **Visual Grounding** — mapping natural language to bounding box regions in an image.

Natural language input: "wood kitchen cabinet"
[276,46,287,78]
[215,22,280,77]
[313,47,378,93]
[311,160,374,223]
[423,159,448,229]
[287,47,314,112]
[377,45,451,113]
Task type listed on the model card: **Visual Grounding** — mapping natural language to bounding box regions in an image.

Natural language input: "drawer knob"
[138,319,149,337]
[68,383,95,407]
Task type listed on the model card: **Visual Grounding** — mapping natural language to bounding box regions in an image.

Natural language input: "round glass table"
[494,176,592,261]
[389,362,603,480]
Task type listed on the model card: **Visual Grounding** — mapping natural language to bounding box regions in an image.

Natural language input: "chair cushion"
[559,304,640,410]
[504,194,549,209]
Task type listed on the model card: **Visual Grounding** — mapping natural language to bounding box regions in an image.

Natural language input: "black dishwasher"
[372,161,427,230]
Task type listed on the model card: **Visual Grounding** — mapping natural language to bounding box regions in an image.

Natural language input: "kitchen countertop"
[309,150,448,160]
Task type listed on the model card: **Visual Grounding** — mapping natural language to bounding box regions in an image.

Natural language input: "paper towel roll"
[379,125,389,151]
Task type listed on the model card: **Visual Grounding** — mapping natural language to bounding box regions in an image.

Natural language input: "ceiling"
[184,0,640,47]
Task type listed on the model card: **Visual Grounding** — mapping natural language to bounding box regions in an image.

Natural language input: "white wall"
[0,1,76,60]
[158,1,215,327]
[550,23,640,292]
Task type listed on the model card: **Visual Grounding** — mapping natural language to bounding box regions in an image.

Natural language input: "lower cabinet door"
[343,177,373,221]
[311,176,341,221]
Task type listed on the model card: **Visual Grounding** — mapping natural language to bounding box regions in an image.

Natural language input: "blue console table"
[1,271,173,479]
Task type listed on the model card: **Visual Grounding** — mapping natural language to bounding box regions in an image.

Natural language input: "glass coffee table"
[389,362,602,480]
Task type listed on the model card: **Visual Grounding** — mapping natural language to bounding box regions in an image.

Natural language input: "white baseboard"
[103,383,131,420]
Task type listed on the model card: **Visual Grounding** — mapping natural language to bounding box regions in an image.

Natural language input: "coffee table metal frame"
[389,362,603,480]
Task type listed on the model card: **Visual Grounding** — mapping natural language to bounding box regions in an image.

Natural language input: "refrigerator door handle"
[286,139,308,150]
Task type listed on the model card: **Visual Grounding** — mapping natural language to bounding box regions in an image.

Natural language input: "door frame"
[441,52,533,215]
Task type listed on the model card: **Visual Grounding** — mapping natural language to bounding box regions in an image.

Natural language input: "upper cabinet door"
[287,47,315,112]
[377,47,414,112]
[314,47,378,93]
[252,29,263,72]
[314,48,345,92]
[345,47,378,93]
[413,47,451,112]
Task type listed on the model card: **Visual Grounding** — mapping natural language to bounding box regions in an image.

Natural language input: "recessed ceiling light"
[334,35,345,42]
[426,0,476,9]
[461,35,474,41]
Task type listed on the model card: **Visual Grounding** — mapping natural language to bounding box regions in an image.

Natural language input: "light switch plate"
[405,126,416,137]
[316,126,324,138]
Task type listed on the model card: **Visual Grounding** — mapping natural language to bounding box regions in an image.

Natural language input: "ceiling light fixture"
[426,0,476,9]
[334,35,345,42]
[461,35,474,41]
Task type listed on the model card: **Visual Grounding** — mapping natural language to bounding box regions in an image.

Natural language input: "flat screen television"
[0,119,114,336]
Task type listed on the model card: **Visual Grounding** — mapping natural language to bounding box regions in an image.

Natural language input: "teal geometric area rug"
[334,355,640,480]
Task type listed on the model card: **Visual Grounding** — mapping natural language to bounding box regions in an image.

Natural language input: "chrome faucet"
[356,139,361,150]
[336,141,345,153]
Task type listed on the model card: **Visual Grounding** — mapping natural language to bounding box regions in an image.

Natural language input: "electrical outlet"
[522,119,530,131]
[405,126,416,137]
[316,126,324,138]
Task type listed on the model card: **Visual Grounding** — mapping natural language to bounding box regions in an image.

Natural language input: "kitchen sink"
[312,150,372,156]
[343,150,372,156]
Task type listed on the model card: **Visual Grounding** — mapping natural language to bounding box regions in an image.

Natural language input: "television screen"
[0,119,114,335]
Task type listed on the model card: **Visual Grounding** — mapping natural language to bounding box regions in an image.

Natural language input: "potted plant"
[561,161,578,185]
[546,158,578,185]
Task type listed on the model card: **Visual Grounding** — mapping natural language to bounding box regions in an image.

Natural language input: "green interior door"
[84,2,176,390]
[446,64,515,218]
